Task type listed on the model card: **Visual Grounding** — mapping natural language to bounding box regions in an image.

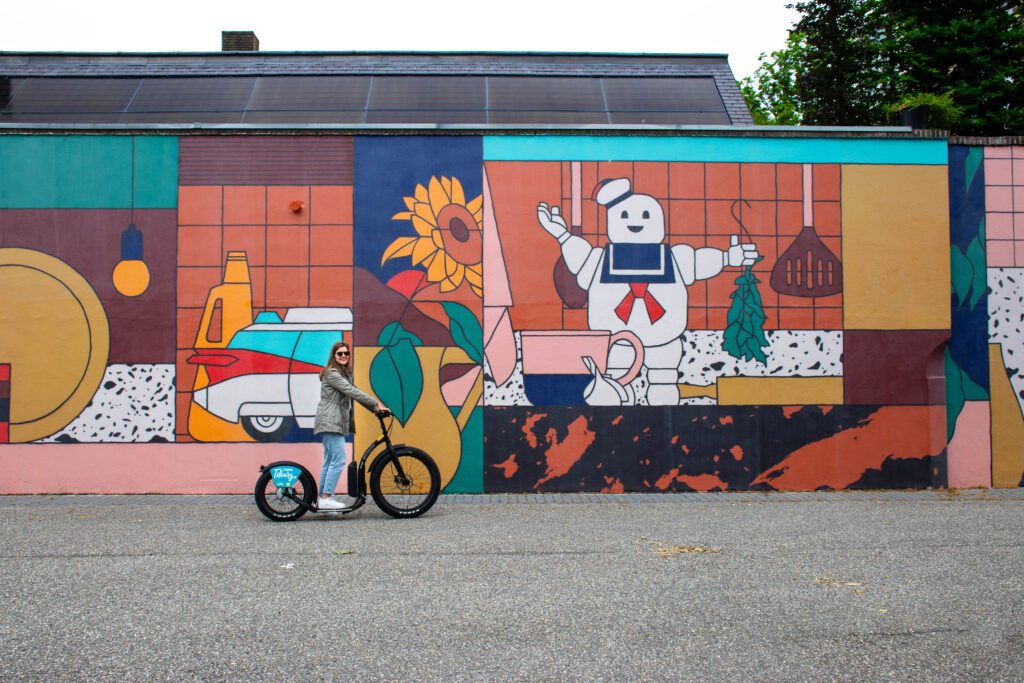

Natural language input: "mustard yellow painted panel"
[989,344,1024,488]
[841,165,951,330]
[716,376,844,406]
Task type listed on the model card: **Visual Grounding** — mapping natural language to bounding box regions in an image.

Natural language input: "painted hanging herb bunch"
[721,200,769,365]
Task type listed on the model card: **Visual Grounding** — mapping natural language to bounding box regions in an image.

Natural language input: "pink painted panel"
[0,443,342,494]
[987,212,1013,239]
[986,240,1016,267]
[986,186,1013,212]
[947,401,992,488]
[984,158,1013,185]
[985,146,1011,159]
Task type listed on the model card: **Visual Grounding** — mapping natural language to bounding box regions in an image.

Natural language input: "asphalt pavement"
[0,490,1022,681]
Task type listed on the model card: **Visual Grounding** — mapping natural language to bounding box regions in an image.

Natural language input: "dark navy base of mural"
[484,406,943,492]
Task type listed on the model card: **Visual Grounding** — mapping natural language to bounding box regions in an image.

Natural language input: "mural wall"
[1,132,1019,492]
[946,144,1024,489]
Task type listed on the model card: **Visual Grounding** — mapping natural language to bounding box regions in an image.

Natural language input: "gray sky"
[1,0,798,79]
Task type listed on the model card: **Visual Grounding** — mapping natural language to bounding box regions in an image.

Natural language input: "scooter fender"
[260,460,317,497]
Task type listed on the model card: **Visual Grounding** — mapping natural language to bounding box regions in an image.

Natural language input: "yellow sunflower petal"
[414,201,437,224]
[411,215,436,238]
[427,251,447,281]
[411,237,438,266]
[470,284,483,298]
[391,211,413,221]
[466,194,483,214]
[441,176,453,200]
[381,236,418,265]
[414,183,429,204]
[431,229,445,250]
[465,264,483,287]
[440,277,457,293]
[450,263,465,287]
[450,178,466,206]
[471,208,483,226]
[403,196,416,211]
[428,176,450,217]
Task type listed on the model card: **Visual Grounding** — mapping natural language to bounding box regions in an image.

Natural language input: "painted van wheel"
[242,416,296,442]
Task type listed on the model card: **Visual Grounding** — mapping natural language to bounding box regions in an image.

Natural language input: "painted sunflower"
[384,176,483,296]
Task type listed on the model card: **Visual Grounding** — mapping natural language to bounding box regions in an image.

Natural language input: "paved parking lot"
[1,490,1022,681]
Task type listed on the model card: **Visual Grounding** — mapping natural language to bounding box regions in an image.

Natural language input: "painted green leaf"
[369,338,423,426]
[949,245,972,308]
[944,349,965,441]
[377,322,422,348]
[441,302,483,363]
[966,236,987,310]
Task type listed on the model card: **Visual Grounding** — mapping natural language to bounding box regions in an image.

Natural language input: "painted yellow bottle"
[194,251,253,349]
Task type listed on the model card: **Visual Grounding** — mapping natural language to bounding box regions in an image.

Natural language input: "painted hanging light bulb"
[112,223,150,297]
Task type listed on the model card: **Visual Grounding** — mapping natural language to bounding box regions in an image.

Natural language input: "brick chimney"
[222,31,260,52]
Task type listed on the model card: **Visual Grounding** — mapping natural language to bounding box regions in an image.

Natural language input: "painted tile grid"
[175,184,354,440]
[983,146,1024,267]
[555,161,843,332]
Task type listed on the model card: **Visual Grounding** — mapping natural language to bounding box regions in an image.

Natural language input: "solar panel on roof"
[247,76,371,112]
[120,111,246,124]
[488,110,609,124]
[5,78,140,113]
[609,111,732,125]
[0,73,743,125]
[487,77,605,112]
[603,77,725,112]
[366,109,486,124]
[128,77,255,113]
[368,76,485,111]
[242,110,367,124]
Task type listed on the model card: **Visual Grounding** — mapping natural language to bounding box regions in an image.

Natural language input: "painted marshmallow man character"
[537,178,759,406]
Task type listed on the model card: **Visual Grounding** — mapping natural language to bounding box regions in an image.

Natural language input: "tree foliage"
[742,0,1024,134]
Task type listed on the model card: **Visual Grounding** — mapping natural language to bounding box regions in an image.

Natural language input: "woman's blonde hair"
[321,341,353,380]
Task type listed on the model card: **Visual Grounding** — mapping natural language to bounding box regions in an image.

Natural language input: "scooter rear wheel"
[255,468,315,522]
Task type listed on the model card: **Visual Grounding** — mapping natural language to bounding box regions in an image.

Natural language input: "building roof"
[0,51,754,127]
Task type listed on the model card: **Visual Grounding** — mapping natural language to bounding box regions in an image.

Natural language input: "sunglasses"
[335,351,350,357]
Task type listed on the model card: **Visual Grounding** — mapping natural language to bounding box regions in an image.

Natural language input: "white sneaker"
[318,497,348,511]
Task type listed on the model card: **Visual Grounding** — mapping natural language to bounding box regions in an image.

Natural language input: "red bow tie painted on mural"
[615,283,665,323]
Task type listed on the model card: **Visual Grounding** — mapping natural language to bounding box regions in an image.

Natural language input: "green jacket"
[313,368,377,435]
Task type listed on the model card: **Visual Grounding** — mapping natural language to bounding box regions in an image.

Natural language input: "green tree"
[882,0,1024,135]
[741,0,1024,134]
[741,33,806,125]
[790,0,891,125]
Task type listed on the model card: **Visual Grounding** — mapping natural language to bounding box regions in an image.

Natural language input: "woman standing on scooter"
[314,341,385,510]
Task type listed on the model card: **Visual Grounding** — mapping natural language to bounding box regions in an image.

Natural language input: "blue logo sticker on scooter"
[270,466,303,489]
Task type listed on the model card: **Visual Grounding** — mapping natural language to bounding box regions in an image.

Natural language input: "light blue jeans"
[318,432,351,497]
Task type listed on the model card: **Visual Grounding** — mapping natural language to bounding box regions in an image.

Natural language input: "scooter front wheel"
[254,465,315,522]
[369,447,440,519]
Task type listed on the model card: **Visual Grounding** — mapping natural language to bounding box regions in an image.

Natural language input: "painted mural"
[1,132,1019,493]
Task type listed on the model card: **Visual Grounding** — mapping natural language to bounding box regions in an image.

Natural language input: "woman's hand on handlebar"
[374,403,391,418]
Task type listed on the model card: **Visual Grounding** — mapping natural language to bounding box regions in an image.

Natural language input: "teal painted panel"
[445,406,483,493]
[132,136,178,208]
[483,135,948,165]
[0,135,177,208]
